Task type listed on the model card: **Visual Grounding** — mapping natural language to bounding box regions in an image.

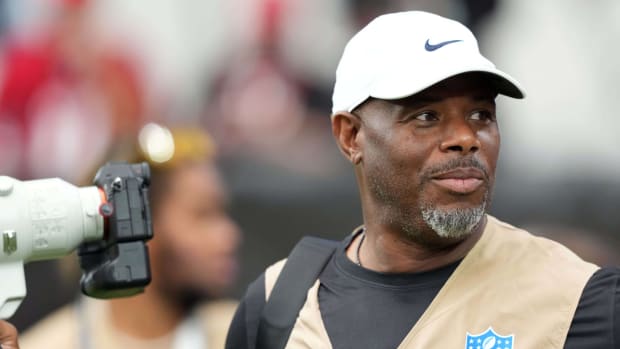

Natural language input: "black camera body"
[78,162,153,298]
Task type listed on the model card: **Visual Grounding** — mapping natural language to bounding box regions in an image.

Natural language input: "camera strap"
[256,236,338,349]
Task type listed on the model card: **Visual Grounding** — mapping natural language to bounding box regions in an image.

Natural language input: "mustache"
[420,157,490,182]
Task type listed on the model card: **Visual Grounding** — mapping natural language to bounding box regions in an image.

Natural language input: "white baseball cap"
[331,11,525,114]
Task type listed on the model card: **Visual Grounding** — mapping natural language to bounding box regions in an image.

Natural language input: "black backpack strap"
[256,236,339,349]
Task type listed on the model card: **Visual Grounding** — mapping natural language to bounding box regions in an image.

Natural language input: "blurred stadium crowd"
[0,0,618,334]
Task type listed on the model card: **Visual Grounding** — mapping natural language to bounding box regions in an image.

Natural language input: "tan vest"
[264,216,598,349]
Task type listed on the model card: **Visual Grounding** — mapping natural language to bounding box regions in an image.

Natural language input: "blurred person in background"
[0,0,145,181]
[0,0,150,331]
[20,124,241,349]
[204,0,341,177]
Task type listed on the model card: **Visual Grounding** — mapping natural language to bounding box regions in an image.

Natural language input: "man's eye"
[413,112,437,122]
[470,110,495,122]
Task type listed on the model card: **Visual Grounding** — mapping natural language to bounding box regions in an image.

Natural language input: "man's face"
[150,163,240,304]
[353,73,499,244]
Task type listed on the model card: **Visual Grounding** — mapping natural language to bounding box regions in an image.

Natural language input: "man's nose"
[439,118,481,155]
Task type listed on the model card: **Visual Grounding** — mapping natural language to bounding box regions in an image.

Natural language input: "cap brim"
[369,66,525,103]
[473,70,525,99]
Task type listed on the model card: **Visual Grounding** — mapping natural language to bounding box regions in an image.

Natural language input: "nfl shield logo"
[465,327,514,349]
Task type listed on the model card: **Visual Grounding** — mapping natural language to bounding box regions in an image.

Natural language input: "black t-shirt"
[226,233,620,349]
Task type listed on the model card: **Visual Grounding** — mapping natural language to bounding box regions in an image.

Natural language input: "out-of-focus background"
[1,0,618,331]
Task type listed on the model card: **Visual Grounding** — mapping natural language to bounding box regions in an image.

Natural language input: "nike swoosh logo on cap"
[424,39,463,52]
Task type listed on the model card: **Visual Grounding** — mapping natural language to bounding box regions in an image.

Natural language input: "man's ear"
[331,111,362,165]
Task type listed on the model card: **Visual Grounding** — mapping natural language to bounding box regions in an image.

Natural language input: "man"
[225,11,620,349]
[20,125,241,349]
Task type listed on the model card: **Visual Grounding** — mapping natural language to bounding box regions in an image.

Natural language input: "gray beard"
[368,156,492,242]
[420,202,486,239]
